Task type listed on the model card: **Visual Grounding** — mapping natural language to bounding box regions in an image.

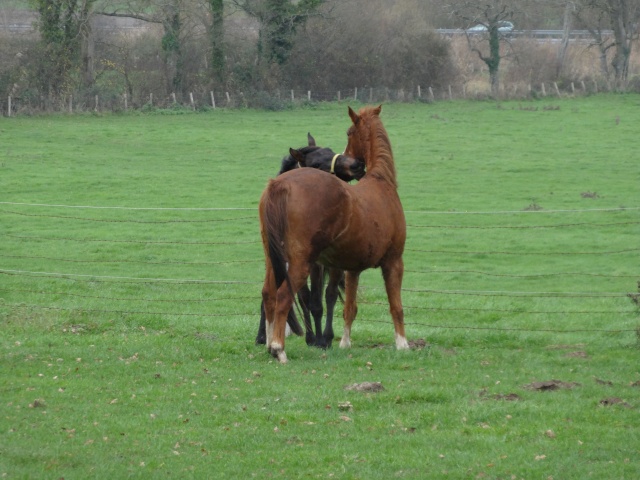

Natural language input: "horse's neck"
[366,124,397,188]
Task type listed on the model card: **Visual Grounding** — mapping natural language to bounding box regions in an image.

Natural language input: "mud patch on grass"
[523,380,580,391]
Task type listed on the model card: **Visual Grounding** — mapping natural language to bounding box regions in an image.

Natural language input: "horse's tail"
[261,181,304,336]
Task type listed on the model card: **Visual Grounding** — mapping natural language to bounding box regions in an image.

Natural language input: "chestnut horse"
[256,133,362,347]
[259,105,408,363]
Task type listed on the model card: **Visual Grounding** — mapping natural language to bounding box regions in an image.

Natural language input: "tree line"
[1,0,638,111]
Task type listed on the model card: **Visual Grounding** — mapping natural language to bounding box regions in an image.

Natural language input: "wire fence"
[1,201,638,338]
[1,79,621,117]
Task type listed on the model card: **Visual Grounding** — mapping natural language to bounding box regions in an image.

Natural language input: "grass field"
[1,95,639,479]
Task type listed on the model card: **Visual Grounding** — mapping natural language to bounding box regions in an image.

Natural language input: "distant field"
[1,96,639,479]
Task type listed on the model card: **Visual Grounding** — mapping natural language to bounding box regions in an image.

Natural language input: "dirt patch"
[480,389,522,401]
[408,338,429,350]
[594,378,613,386]
[581,191,599,198]
[546,343,586,350]
[565,351,589,359]
[344,382,385,393]
[599,397,633,408]
[523,380,580,391]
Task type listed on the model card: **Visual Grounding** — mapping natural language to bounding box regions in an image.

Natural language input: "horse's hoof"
[305,334,317,347]
[268,342,288,364]
[255,335,266,345]
[277,350,288,364]
[395,335,410,350]
[314,338,328,350]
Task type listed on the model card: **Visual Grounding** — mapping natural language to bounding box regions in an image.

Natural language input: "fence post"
[225,92,231,104]
[354,87,358,101]
[581,80,586,93]
[7,95,11,117]
[308,90,311,101]
[337,91,341,101]
[448,85,453,100]
[150,93,153,106]
[69,95,73,113]
[369,87,373,103]
[541,83,546,96]
[124,93,128,111]
[417,85,421,98]
[190,92,195,110]
[428,87,434,101]
[291,90,295,101]
[553,82,560,96]
[210,91,216,109]
[95,95,99,112]
[570,82,575,94]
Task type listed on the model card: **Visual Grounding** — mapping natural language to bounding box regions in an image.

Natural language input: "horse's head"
[344,105,382,164]
[289,140,365,182]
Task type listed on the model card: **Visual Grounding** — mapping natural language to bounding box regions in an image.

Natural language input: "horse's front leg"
[382,257,409,350]
[340,271,360,349]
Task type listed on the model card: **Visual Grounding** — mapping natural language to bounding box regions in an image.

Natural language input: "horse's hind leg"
[269,263,310,363]
[256,300,267,345]
[322,268,343,348]
[296,283,316,346]
[339,271,360,348]
[262,264,277,348]
[382,258,409,350]
[308,264,325,348]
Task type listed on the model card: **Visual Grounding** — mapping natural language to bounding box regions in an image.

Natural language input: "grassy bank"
[1,95,639,478]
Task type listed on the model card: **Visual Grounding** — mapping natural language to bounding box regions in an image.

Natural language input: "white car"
[467,21,514,35]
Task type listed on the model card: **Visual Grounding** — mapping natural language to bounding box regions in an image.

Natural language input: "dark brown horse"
[256,134,362,347]
[259,105,408,363]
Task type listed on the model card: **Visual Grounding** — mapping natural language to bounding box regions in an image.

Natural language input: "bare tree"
[445,0,518,97]
[573,0,639,87]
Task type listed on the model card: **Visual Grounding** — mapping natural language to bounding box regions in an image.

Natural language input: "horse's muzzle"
[348,158,366,180]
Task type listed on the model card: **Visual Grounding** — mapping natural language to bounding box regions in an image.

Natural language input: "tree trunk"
[80,0,95,89]
[161,3,182,94]
[557,2,573,78]
[487,26,501,97]
[599,47,610,77]
[608,0,633,88]
[209,0,225,85]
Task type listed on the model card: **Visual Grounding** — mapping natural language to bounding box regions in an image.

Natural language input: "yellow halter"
[330,154,340,174]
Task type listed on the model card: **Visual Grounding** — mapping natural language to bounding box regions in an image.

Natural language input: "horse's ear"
[348,106,360,125]
[289,147,306,166]
[374,105,382,116]
[307,132,316,147]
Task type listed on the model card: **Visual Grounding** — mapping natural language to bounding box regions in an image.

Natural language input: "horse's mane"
[359,107,397,189]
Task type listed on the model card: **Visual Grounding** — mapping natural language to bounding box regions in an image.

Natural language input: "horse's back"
[262,168,351,249]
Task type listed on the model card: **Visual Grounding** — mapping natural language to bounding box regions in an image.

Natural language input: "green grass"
[1,96,639,479]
